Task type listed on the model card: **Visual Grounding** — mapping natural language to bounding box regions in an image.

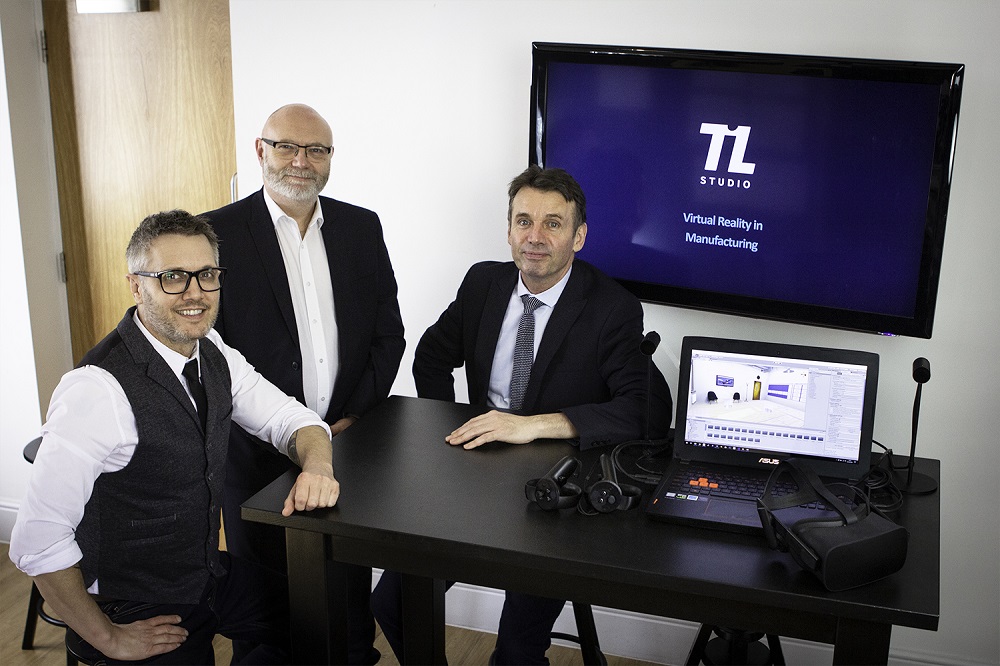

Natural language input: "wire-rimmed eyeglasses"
[260,138,333,162]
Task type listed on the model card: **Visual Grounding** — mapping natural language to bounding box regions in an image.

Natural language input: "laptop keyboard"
[665,467,845,510]
[665,468,789,500]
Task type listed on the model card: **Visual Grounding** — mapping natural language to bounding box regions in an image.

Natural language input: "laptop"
[645,336,879,534]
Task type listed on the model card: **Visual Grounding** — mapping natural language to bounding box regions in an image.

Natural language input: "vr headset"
[757,459,909,591]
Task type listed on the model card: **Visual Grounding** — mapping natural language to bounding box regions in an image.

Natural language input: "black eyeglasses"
[260,138,333,162]
[134,268,227,294]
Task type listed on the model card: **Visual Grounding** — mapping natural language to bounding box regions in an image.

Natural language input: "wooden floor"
[1,543,663,665]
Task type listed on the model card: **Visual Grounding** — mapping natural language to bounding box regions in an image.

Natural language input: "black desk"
[243,395,939,665]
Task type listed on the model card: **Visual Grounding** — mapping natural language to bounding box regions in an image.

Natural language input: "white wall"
[0,1,72,541]
[227,2,998,665]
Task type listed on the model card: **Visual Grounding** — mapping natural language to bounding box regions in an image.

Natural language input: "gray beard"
[263,162,327,203]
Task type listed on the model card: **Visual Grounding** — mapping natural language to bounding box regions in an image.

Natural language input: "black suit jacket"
[413,260,671,449]
[204,189,405,490]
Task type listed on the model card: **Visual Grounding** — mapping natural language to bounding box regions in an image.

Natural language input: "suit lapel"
[522,265,589,410]
[198,339,230,440]
[472,265,518,403]
[318,197,347,323]
[117,309,203,432]
[247,191,299,346]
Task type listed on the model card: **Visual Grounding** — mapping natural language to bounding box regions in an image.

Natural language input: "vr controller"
[525,453,641,513]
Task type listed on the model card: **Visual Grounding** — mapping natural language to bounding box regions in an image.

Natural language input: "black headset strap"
[759,459,859,525]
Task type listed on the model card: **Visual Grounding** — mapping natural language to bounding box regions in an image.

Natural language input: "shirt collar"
[516,264,572,309]
[262,188,324,231]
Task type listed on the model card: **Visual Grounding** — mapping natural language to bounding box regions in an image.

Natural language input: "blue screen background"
[544,61,941,317]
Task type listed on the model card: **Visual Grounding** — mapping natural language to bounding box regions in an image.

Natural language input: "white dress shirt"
[487,266,572,409]
[263,189,339,419]
[9,313,331,587]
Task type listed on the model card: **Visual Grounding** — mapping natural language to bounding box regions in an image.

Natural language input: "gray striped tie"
[509,295,543,411]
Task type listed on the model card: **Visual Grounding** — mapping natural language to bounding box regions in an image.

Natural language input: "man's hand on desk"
[283,469,341,516]
[445,410,579,450]
[283,425,341,516]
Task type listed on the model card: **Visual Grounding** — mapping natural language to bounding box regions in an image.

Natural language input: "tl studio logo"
[699,123,754,189]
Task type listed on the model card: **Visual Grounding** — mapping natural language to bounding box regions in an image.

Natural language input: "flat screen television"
[529,42,964,338]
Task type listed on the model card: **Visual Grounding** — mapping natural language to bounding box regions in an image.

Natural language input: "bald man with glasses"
[203,103,404,664]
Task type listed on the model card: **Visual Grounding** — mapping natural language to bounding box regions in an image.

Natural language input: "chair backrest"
[23,436,42,464]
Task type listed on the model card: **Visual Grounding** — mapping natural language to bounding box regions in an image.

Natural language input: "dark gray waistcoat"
[75,307,233,604]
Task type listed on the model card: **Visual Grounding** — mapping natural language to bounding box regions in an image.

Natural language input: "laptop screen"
[674,337,879,479]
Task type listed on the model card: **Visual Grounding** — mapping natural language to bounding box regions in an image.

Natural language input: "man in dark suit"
[371,166,672,665]
[203,104,404,664]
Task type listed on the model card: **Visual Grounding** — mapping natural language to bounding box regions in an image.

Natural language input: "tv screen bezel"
[529,41,964,338]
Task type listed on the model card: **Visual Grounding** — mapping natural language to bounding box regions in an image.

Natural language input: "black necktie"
[182,359,208,431]
[509,295,543,411]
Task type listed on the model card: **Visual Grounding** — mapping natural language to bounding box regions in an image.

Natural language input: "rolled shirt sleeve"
[9,366,133,579]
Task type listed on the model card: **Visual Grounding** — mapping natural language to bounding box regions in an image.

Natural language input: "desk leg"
[832,618,891,665]
[287,529,349,665]
[400,574,446,665]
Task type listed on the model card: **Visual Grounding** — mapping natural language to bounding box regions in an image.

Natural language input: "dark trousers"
[67,552,288,665]
[223,482,379,665]
[371,570,567,665]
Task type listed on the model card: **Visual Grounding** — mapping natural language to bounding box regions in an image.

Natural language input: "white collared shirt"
[9,313,331,586]
[487,266,573,409]
[263,189,339,419]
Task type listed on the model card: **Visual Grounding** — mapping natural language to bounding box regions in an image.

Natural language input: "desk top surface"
[244,395,939,632]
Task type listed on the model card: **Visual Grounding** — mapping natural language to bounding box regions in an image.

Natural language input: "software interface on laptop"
[684,347,869,466]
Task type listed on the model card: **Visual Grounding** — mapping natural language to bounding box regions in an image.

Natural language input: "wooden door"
[42,0,236,361]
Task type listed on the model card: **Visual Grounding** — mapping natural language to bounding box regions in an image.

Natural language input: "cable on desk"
[855,440,904,513]
[610,438,671,486]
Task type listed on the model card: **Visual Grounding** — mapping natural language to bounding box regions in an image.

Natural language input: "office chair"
[550,602,607,665]
[685,624,784,665]
[21,436,88,666]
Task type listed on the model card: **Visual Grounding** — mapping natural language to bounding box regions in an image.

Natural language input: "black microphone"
[903,357,936,495]
[640,331,661,356]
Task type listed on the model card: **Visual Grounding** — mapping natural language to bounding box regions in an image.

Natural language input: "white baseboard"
[0,500,17,544]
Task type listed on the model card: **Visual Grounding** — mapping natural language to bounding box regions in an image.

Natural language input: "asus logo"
[700,123,756,174]
[758,457,781,465]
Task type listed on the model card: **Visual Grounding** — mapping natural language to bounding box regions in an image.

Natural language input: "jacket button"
[292,361,300,370]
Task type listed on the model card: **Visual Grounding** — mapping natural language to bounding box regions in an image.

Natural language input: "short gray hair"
[125,210,219,272]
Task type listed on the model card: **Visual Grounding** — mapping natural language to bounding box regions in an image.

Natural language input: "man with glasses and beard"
[10,210,340,664]
[203,104,404,664]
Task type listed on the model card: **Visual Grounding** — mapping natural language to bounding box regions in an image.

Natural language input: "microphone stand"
[609,331,670,487]
[640,331,661,444]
